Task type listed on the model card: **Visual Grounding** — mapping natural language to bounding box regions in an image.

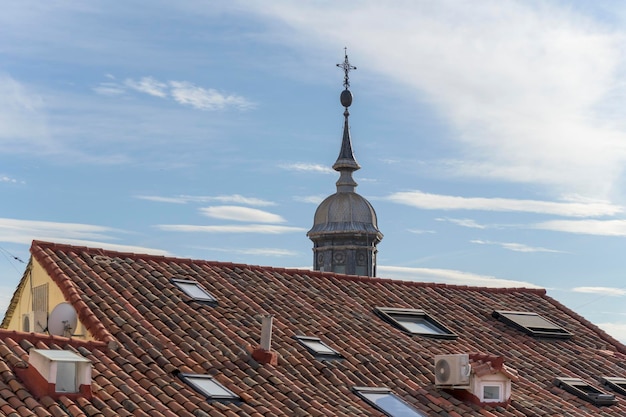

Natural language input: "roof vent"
[17,349,92,400]
[252,315,279,365]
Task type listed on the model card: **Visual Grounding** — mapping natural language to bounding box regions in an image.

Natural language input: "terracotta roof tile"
[1,240,626,415]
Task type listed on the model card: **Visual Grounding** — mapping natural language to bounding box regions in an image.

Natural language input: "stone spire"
[307,49,383,277]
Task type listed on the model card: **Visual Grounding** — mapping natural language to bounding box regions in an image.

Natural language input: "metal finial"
[336,47,356,90]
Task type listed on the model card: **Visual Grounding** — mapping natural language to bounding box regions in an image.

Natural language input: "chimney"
[252,315,279,365]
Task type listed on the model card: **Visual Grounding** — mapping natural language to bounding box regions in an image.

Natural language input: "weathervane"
[337,47,356,90]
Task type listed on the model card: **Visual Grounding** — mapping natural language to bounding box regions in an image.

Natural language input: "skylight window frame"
[492,310,572,339]
[171,278,217,304]
[375,307,458,340]
[352,386,427,417]
[294,336,342,360]
[179,374,240,403]
[554,377,617,406]
[600,376,626,396]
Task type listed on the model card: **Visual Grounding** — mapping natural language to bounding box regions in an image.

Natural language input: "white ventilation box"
[22,311,47,333]
[434,354,471,387]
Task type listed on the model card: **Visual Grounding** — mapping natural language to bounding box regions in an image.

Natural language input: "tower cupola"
[307,49,383,277]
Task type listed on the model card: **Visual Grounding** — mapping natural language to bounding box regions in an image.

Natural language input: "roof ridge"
[31,240,546,295]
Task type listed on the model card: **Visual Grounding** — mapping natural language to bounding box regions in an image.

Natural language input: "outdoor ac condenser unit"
[22,311,47,333]
[434,353,471,387]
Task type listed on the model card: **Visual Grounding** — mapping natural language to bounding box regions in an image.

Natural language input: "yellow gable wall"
[5,257,94,341]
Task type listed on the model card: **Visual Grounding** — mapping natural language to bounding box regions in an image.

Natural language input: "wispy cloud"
[0,217,168,255]
[200,206,286,223]
[294,195,325,204]
[280,163,335,174]
[388,191,622,217]
[572,287,626,296]
[471,239,564,253]
[135,194,276,206]
[596,322,626,344]
[0,218,115,243]
[534,219,626,236]
[0,74,50,150]
[407,229,436,235]
[243,1,626,198]
[1,175,22,184]
[125,76,168,97]
[169,81,254,110]
[378,265,542,288]
[436,217,487,229]
[156,224,306,234]
[94,76,254,111]
[200,247,299,257]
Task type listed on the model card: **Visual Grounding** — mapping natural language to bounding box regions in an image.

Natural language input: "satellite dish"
[48,302,78,337]
[435,358,451,384]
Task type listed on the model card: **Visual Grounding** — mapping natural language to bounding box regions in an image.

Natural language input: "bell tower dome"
[307,49,383,276]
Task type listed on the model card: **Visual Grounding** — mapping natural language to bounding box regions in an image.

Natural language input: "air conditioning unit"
[22,311,47,333]
[434,354,471,387]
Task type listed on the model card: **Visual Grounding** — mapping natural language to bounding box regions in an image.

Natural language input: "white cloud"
[201,246,299,257]
[240,1,626,198]
[408,229,436,235]
[280,163,335,174]
[92,82,126,96]
[135,195,189,204]
[0,218,115,243]
[572,287,626,296]
[200,206,286,223]
[94,76,254,111]
[534,219,626,236]
[437,217,487,229]
[471,239,564,253]
[156,224,306,234]
[596,322,626,344]
[294,195,325,204]
[378,265,542,289]
[388,190,622,217]
[0,74,50,149]
[0,217,168,255]
[136,194,276,206]
[1,175,20,184]
[169,81,254,111]
[125,76,167,97]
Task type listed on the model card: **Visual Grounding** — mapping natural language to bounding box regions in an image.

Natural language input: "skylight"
[601,377,626,396]
[375,307,457,340]
[555,377,617,406]
[492,310,572,339]
[353,387,427,417]
[171,278,217,303]
[179,374,240,402]
[295,336,342,359]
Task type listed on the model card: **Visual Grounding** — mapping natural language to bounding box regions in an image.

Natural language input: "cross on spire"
[336,47,356,90]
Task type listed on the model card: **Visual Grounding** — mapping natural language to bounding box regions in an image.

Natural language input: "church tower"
[307,50,383,277]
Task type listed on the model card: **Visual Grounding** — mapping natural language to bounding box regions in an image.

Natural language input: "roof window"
[353,387,427,417]
[554,377,617,406]
[171,278,217,304]
[600,376,626,396]
[179,374,240,402]
[295,336,342,359]
[492,310,572,339]
[375,307,457,339]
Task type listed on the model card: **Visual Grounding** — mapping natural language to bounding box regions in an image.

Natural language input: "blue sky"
[3,1,626,341]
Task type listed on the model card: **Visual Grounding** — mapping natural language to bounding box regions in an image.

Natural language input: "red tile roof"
[2,240,626,415]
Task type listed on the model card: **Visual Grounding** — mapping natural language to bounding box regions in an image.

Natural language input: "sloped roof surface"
[2,240,626,416]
